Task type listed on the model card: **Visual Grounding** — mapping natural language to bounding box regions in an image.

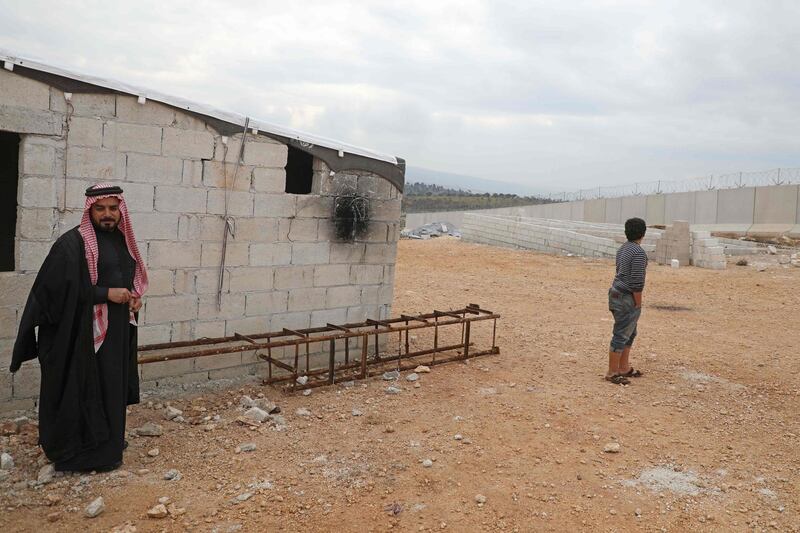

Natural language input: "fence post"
[737,172,743,188]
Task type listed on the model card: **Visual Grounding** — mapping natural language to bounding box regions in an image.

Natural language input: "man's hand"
[129,297,142,313]
[633,291,643,309]
[108,288,132,304]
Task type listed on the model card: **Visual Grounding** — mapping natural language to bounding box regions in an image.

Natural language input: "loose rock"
[351,408,363,417]
[475,494,487,505]
[414,365,431,373]
[386,386,402,395]
[85,496,105,518]
[405,373,419,382]
[243,407,269,423]
[295,408,312,417]
[603,442,621,453]
[237,443,257,453]
[1,452,14,470]
[37,463,55,484]
[147,503,169,518]
[163,469,182,481]
[296,376,309,385]
[135,422,164,437]
[382,370,400,381]
[163,406,182,420]
[147,448,160,457]
[422,459,433,468]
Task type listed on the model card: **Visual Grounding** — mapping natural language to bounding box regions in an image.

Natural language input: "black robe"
[11,226,140,470]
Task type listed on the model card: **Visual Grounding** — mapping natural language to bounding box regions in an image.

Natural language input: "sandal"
[605,374,630,385]
[621,368,643,378]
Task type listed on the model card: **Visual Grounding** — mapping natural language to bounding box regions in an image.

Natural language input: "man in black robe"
[11,183,148,472]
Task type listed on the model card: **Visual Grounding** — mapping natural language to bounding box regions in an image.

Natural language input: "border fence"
[547,167,800,202]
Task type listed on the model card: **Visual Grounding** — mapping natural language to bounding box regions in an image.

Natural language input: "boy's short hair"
[625,217,647,241]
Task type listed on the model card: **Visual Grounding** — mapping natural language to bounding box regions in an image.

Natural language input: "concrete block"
[310,307,348,327]
[16,208,56,240]
[194,352,243,371]
[208,364,256,381]
[154,185,207,213]
[116,95,176,125]
[0,308,17,338]
[252,167,285,193]
[102,122,162,154]
[364,243,397,264]
[145,269,174,296]
[330,243,366,264]
[0,104,62,135]
[253,194,297,218]
[53,92,115,118]
[583,199,606,223]
[126,153,183,184]
[137,324,172,345]
[182,159,203,187]
[287,219,319,242]
[360,285,380,305]
[369,200,402,222]
[66,147,126,180]
[0,69,51,109]
[142,294,198,324]
[197,293,246,321]
[189,269,222,294]
[291,242,330,265]
[20,140,56,177]
[274,265,314,289]
[118,182,155,211]
[296,196,334,219]
[17,240,52,271]
[245,291,288,316]
[233,218,278,242]
[173,111,208,132]
[250,243,292,266]
[195,320,226,339]
[141,358,195,380]
[18,177,57,208]
[288,287,326,312]
[12,365,40,398]
[202,161,253,190]
[604,198,622,224]
[226,318,269,338]
[269,312,310,332]
[0,273,36,307]
[201,242,250,267]
[148,241,201,268]
[67,116,103,147]
[358,222,389,243]
[229,267,273,292]
[313,264,351,287]
[349,264,384,285]
[326,285,361,308]
[130,212,179,240]
[206,189,254,217]
[243,142,287,168]
[162,128,214,159]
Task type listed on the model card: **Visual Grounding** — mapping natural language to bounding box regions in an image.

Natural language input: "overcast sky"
[1,1,798,192]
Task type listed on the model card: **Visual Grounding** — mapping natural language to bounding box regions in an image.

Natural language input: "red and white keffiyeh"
[78,183,148,352]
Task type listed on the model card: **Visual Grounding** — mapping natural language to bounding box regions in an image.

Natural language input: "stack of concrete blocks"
[690,231,727,270]
[653,221,691,267]
[462,214,622,258]
[0,68,402,411]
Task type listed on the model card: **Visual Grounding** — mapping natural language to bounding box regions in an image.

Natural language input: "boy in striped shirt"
[606,218,648,385]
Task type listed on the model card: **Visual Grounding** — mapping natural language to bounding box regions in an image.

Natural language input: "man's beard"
[93,219,119,232]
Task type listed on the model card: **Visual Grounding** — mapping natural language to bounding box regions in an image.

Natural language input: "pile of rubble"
[401,221,460,239]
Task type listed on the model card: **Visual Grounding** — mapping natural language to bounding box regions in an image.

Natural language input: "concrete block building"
[0,52,405,411]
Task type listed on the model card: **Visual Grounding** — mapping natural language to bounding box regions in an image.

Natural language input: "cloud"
[0,0,797,191]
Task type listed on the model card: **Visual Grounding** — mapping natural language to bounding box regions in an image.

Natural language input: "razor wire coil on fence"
[549,167,800,202]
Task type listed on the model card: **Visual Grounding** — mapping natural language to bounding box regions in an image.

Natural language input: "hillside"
[402,182,554,213]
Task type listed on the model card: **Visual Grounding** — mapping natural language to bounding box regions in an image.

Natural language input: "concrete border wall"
[405,185,800,236]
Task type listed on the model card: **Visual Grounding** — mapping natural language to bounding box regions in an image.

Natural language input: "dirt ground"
[2,237,799,532]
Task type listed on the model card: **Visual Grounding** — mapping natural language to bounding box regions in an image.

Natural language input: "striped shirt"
[611,241,648,294]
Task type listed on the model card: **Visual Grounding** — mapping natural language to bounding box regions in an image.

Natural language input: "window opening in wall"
[0,131,20,272]
[284,145,313,194]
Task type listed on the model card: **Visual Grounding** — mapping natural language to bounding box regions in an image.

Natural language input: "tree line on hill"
[402,182,555,213]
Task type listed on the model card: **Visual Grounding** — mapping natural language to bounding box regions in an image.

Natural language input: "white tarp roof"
[0,49,398,165]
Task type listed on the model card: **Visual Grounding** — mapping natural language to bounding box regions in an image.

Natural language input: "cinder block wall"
[0,69,402,411]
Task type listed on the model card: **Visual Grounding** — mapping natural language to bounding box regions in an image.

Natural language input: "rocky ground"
[1,237,798,532]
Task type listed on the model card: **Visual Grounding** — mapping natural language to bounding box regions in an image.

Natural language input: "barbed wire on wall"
[547,167,800,202]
